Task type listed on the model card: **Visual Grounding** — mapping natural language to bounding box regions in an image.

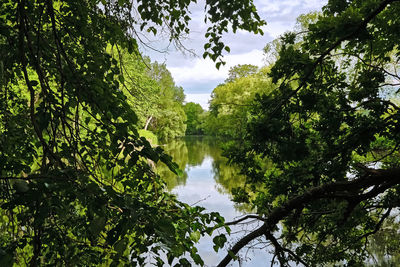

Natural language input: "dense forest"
[1,0,400,266]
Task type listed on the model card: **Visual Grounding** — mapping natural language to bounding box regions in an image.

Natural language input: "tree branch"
[265,231,309,267]
[217,167,400,266]
[224,214,266,226]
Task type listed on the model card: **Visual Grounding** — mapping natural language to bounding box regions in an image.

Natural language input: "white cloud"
[257,0,322,15]
[256,0,327,38]
[303,0,325,9]
[185,93,211,110]
[263,21,293,38]
[169,49,264,85]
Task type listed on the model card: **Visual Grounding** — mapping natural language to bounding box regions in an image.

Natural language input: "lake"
[157,136,273,266]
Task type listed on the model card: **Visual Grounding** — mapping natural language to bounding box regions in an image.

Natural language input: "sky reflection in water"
[160,137,273,266]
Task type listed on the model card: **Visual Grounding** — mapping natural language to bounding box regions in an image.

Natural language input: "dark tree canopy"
[217,0,400,266]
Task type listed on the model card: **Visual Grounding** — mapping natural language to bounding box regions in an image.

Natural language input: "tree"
[206,66,273,138]
[146,62,187,141]
[263,11,320,65]
[118,53,187,141]
[0,0,264,265]
[217,1,400,266]
[225,64,259,83]
[117,52,159,130]
[183,102,205,135]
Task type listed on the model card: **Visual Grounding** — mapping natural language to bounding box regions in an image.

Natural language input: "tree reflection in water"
[157,137,251,211]
[156,139,189,190]
[367,216,400,266]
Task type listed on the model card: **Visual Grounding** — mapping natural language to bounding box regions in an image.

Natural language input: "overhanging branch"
[218,167,400,266]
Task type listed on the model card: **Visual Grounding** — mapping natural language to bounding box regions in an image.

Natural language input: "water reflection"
[157,140,189,190]
[367,216,400,266]
[156,137,271,266]
[157,137,246,200]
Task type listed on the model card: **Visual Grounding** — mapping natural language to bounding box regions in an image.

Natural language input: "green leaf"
[212,234,227,252]
[228,250,238,260]
[157,218,175,237]
[191,252,204,266]
[0,249,13,267]
[13,180,29,193]
[89,216,106,237]
[178,258,191,266]
[114,238,128,255]
[189,231,201,243]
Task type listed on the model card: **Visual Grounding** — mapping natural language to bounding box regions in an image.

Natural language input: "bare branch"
[225,215,267,226]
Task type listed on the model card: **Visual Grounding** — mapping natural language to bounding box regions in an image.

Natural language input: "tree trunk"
[144,115,153,130]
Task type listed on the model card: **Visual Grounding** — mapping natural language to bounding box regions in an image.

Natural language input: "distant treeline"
[183,64,274,139]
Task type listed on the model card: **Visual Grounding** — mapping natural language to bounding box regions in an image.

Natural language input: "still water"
[157,137,272,266]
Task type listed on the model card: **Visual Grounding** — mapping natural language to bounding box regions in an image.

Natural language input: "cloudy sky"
[141,0,328,109]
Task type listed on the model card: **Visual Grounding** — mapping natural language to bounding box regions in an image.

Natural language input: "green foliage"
[217,1,400,266]
[264,11,320,65]
[117,52,186,141]
[146,62,187,141]
[116,52,158,126]
[0,0,264,265]
[367,216,400,266]
[205,66,274,138]
[225,64,259,83]
[201,0,265,65]
[183,102,206,135]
